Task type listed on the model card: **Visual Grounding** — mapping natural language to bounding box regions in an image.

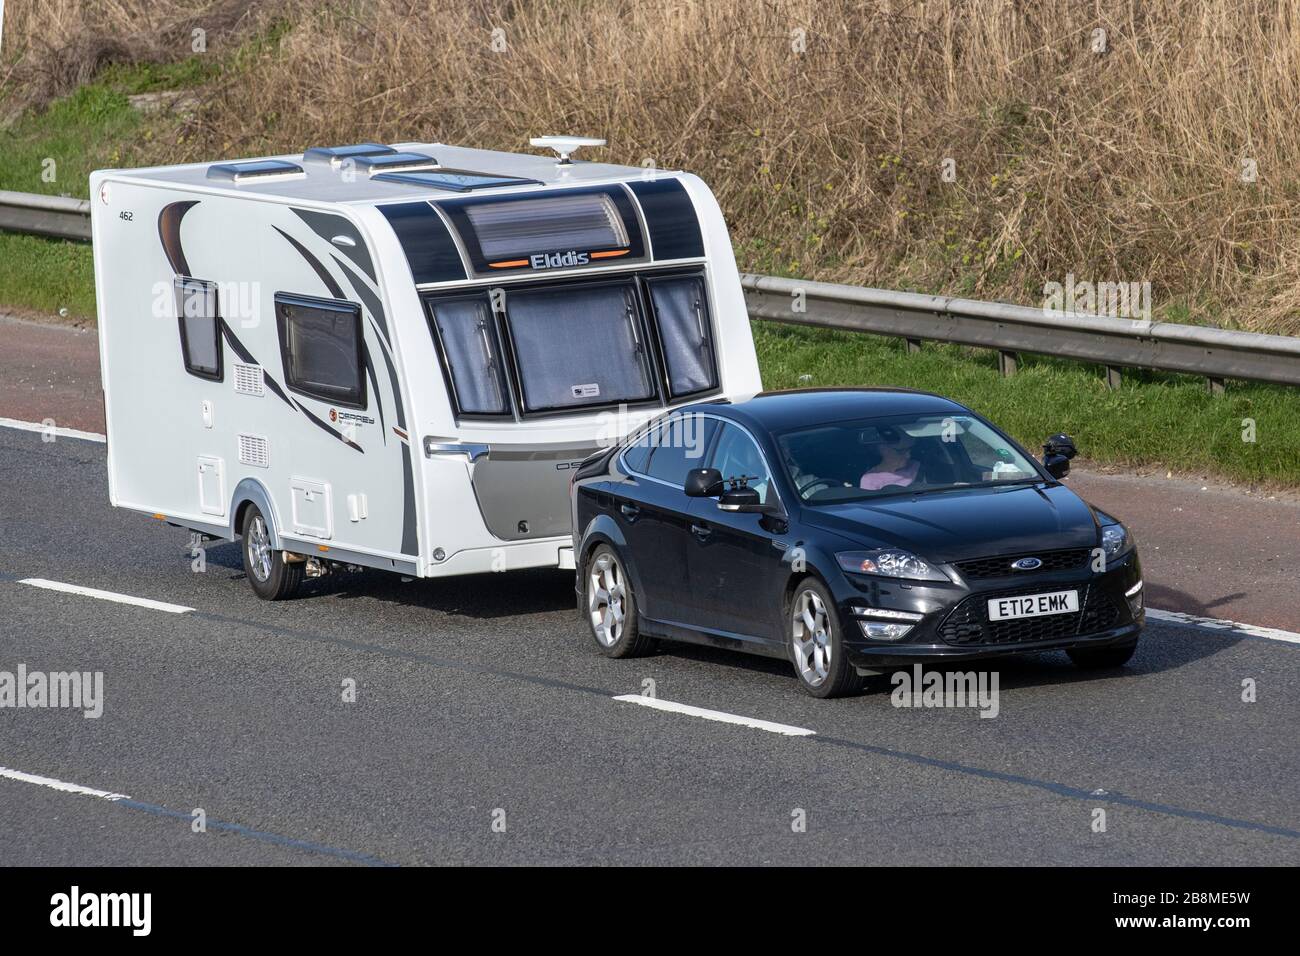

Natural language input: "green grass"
[0,233,95,318]
[0,59,212,320]
[754,322,1300,486]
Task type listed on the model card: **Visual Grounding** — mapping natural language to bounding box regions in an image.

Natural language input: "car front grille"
[937,582,1123,647]
[953,548,1092,580]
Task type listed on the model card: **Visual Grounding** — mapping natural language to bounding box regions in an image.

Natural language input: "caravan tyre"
[240,504,303,601]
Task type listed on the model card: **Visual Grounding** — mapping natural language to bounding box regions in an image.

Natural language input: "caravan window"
[503,280,655,412]
[645,273,717,397]
[174,277,222,381]
[275,293,366,408]
[426,294,510,415]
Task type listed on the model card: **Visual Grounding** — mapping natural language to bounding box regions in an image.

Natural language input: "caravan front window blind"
[504,281,654,412]
[174,277,222,381]
[646,274,716,397]
[427,295,509,415]
[465,193,628,260]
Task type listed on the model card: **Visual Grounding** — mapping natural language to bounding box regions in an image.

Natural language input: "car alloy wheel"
[588,550,627,647]
[792,587,832,686]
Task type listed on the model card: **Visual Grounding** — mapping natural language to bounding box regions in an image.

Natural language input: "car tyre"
[584,544,653,658]
[1066,641,1137,669]
[788,578,863,698]
[241,504,303,601]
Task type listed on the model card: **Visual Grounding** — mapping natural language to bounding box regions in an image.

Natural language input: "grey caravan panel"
[470,443,600,540]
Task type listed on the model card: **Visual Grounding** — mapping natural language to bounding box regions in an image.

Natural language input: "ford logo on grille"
[1011,557,1043,570]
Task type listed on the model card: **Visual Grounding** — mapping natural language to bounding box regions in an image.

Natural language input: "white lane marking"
[613,694,815,736]
[19,578,193,614]
[0,417,105,443]
[1148,607,1300,646]
[0,765,130,802]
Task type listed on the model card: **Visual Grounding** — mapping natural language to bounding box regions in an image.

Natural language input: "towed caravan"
[90,138,761,598]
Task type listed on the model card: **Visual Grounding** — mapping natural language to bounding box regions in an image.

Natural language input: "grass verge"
[754,323,1300,487]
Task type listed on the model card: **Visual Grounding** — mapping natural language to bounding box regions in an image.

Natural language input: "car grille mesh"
[954,548,1092,580]
[938,582,1122,646]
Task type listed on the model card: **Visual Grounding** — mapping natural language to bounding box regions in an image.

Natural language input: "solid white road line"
[1148,607,1300,646]
[613,694,815,736]
[19,578,193,614]
[0,765,129,802]
[0,416,105,443]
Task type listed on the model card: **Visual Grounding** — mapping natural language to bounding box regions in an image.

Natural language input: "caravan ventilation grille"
[233,363,265,396]
[372,169,542,193]
[207,160,305,184]
[464,192,628,260]
[238,434,270,468]
[355,152,437,175]
[303,143,395,166]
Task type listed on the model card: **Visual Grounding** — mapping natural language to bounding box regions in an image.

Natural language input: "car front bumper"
[831,552,1144,671]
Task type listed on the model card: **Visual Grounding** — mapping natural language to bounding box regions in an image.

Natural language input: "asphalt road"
[0,426,1297,865]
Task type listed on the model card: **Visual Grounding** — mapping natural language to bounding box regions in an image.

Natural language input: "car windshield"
[776,413,1043,503]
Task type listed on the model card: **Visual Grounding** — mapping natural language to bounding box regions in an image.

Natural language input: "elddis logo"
[530,250,590,270]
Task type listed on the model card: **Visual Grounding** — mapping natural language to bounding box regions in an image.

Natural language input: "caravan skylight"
[207,159,305,183]
[303,143,395,166]
[354,152,438,175]
[373,169,541,192]
[463,192,628,260]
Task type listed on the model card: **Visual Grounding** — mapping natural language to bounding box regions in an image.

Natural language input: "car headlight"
[836,549,949,582]
[1100,522,1134,558]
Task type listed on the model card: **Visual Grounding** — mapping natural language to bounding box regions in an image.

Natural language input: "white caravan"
[90,138,762,597]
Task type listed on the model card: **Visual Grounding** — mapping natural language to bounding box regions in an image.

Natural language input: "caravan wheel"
[240,504,303,601]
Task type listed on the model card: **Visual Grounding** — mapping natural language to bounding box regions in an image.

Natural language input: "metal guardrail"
[0,189,1295,392]
[741,274,1300,393]
[0,189,93,241]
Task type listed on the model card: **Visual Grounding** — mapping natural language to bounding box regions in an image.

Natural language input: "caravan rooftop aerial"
[90,139,762,599]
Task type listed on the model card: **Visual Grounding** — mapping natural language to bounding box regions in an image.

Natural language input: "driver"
[860,427,920,490]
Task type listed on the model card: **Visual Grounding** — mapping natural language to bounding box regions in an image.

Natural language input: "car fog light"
[859,621,913,641]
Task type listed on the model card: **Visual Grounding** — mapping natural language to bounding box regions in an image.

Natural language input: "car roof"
[693,388,971,433]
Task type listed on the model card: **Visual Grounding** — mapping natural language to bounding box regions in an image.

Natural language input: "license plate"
[988,589,1079,621]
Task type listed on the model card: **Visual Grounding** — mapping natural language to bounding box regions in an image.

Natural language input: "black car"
[570,388,1144,697]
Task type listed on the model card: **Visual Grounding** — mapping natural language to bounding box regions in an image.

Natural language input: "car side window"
[621,424,656,473]
[710,422,772,504]
[645,414,714,486]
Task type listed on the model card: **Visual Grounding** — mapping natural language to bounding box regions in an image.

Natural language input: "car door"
[612,413,715,625]
[685,421,787,644]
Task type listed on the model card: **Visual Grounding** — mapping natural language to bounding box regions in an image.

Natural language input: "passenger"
[860,428,920,490]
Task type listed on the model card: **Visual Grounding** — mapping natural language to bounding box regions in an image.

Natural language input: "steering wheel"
[798,477,840,497]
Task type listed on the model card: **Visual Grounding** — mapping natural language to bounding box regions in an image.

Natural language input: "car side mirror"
[684,467,724,498]
[1042,433,1077,480]
[718,485,763,512]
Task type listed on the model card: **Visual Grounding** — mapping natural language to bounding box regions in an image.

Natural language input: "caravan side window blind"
[646,274,717,397]
[427,295,509,415]
[174,277,223,381]
[275,294,366,408]
[503,281,655,412]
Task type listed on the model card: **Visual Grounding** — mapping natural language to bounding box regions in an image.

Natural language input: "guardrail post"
[1206,376,1226,396]
[906,338,922,354]
[1105,366,1122,390]
[998,350,1019,377]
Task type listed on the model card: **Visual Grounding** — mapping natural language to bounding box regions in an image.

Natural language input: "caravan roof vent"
[302,143,395,167]
[354,152,438,175]
[529,136,605,165]
[373,169,542,193]
[207,159,305,184]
